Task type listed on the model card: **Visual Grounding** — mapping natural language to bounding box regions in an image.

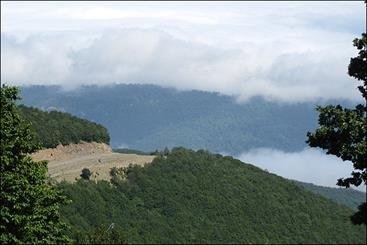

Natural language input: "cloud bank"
[237,148,365,192]
[1,1,365,102]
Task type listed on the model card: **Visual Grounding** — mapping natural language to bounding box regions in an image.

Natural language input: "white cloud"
[1,34,74,85]
[237,148,365,192]
[1,1,365,102]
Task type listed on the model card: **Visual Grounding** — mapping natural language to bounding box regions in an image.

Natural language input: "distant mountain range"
[19,84,354,155]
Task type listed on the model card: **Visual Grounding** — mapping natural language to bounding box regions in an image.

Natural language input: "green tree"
[81,168,92,180]
[17,105,110,148]
[307,33,367,225]
[0,85,70,243]
[109,167,125,186]
[75,224,127,244]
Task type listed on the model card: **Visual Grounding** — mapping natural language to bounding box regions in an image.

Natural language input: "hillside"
[40,144,364,212]
[18,84,331,154]
[31,142,155,182]
[292,180,366,211]
[59,148,366,244]
[18,105,110,148]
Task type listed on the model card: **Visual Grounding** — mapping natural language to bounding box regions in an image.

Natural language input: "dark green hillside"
[18,105,110,148]
[59,148,366,244]
[293,180,366,211]
[19,84,328,154]
[112,148,153,155]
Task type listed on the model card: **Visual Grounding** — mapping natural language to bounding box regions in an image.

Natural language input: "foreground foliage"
[59,148,366,244]
[18,105,110,148]
[307,33,367,225]
[0,85,69,243]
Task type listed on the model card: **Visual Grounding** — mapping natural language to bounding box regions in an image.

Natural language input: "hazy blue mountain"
[19,84,354,155]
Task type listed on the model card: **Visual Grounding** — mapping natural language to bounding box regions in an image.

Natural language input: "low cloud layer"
[1,2,364,102]
[237,148,365,192]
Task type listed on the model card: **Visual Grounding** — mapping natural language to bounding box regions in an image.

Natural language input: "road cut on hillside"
[31,142,155,182]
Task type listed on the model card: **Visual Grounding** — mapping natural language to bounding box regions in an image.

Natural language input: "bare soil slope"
[31,142,155,182]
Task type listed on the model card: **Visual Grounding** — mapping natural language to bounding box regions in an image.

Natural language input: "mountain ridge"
[19,84,354,154]
[18,104,110,148]
[292,180,366,211]
[59,147,366,244]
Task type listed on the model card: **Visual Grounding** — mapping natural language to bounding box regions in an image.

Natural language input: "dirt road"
[47,152,155,182]
[31,142,155,182]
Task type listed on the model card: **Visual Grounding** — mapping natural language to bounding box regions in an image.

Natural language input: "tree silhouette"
[307,33,367,225]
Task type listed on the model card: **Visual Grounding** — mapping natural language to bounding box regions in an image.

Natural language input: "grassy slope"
[59,148,366,244]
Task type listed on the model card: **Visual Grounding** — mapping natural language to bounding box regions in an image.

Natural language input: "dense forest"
[18,105,110,148]
[59,148,366,244]
[113,147,366,211]
[18,84,344,154]
[293,180,366,211]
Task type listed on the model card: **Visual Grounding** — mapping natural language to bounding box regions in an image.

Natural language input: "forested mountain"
[18,105,110,148]
[18,84,352,154]
[59,148,366,244]
[113,147,366,210]
[293,180,366,211]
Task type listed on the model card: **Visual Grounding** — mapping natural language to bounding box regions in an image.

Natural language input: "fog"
[237,148,365,192]
[1,1,364,103]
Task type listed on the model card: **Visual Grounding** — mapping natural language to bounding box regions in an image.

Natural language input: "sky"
[1,1,365,103]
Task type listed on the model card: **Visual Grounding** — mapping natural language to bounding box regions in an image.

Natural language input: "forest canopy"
[59,147,366,244]
[18,105,110,148]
